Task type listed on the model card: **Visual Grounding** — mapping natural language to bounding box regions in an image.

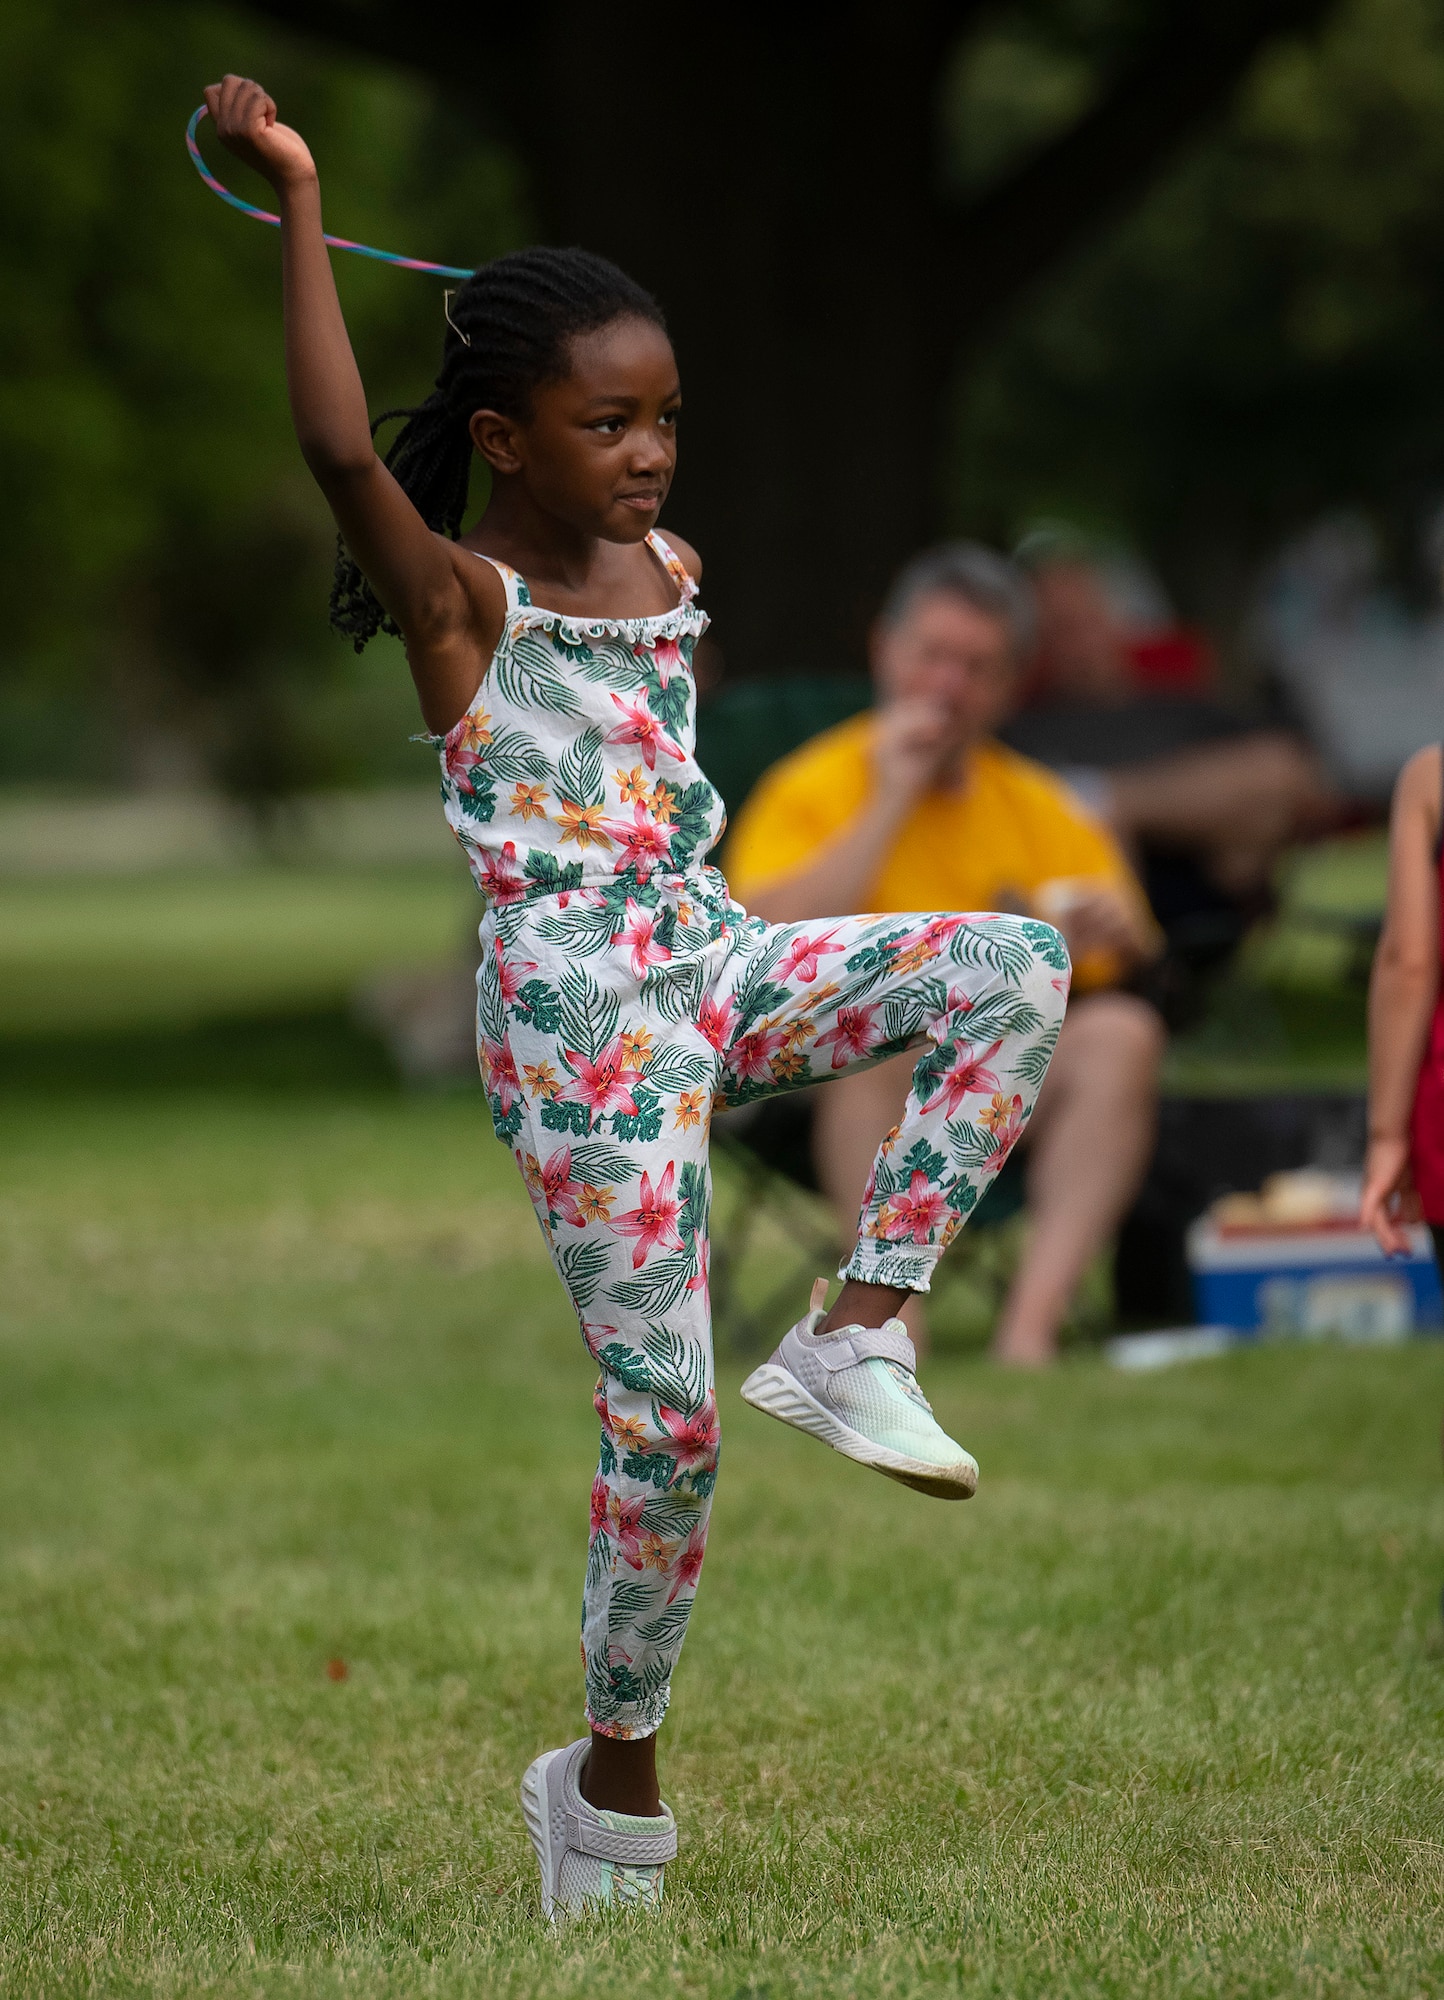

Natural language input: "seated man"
[725,543,1163,1367]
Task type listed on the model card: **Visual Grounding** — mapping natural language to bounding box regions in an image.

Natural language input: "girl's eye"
[660,408,680,428]
[594,417,626,435]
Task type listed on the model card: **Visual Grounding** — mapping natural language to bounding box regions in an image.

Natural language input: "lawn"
[1,1087,1442,1998]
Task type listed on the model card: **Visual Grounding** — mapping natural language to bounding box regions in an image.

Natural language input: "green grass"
[2,1089,1443,1997]
[0,865,473,1035]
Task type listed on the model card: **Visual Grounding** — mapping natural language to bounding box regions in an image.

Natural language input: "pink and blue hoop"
[185,104,473,280]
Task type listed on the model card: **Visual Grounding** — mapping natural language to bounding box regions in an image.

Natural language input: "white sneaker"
[520,1738,676,1921]
[740,1280,978,1500]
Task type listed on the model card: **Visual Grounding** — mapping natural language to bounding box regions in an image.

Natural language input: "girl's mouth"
[617,491,662,512]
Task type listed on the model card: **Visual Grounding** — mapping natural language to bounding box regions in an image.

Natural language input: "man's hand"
[204,75,317,192]
[1360,1134,1421,1257]
[871,699,957,808]
[1038,881,1151,965]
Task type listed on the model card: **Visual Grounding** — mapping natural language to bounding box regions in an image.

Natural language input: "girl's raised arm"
[1361,744,1442,1253]
[204,76,500,729]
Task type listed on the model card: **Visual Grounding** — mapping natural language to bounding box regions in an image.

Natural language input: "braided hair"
[330,247,668,649]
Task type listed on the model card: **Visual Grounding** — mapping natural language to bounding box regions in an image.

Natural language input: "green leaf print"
[597,1431,617,1477]
[676,1161,708,1249]
[665,780,722,871]
[572,638,639,689]
[512,979,562,1034]
[558,963,621,1062]
[456,774,497,824]
[1020,919,1070,970]
[540,1097,592,1138]
[610,1084,664,1144]
[496,633,584,716]
[621,1448,677,1491]
[1015,1022,1061,1087]
[549,629,597,669]
[900,1138,949,1183]
[557,1238,610,1310]
[533,902,616,955]
[641,1046,713,1092]
[482,726,550,784]
[947,923,1038,983]
[645,672,691,737]
[522,851,585,896]
[960,993,1045,1042]
[568,1141,637,1184]
[597,1308,705,1399]
[489,1099,524,1145]
[634,1602,695,1649]
[557,726,606,809]
[640,958,704,1024]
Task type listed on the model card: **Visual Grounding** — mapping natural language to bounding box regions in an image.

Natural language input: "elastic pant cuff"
[838,1244,940,1295]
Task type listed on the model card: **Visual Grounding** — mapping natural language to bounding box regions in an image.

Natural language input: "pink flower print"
[606,1492,647,1561]
[698,994,735,1052]
[479,1038,521,1113]
[605,691,686,772]
[778,928,846,984]
[603,801,676,882]
[667,1523,708,1603]
[980,1091,1026,1169]
[729,1022,786,1084]
[580,1321,620,1362]
[930,1037,1004,1120]
[613,896,673,977]
[537,1145,586,1227]
[654,1392,719,1475]
[590,1475,610,1539]
[611,1162,685,1269]
[877,1169,948,1246]
[814,1003,881,1070]
[443,705,492,792]
[561,1036,645,1119]
[493,937,538,1008]
[898,914,966,959]
[479,840,527,906]
[639,635,687,687]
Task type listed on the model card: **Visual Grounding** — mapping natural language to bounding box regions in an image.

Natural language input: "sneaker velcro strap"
[813,1325,916,1373]
[562,1810,678,1864]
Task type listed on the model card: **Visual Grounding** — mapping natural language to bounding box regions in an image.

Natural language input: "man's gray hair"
[878,542,1037,660]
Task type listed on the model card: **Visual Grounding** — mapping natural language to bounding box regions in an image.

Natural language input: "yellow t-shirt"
[723,713,1145,991]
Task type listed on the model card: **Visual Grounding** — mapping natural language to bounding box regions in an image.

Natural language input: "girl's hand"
[203,74,316,192]
[1360,1134,1421,1256]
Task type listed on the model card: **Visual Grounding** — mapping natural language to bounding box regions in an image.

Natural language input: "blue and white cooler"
[1186,1171,1443,1340]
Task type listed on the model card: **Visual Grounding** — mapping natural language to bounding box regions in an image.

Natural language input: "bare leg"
[581,1730,661,1816]
[991,992,1164,1367]
[813,1052,930,1346]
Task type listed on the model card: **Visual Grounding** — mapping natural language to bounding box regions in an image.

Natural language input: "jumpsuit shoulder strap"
[646,530,698,605]
[465,549,530,616]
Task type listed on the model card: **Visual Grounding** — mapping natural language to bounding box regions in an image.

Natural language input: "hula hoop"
[185,104,473,279]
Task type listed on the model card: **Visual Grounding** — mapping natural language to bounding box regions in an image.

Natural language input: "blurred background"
[7,0,1444,1344]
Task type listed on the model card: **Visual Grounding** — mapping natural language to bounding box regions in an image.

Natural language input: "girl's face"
[469,317,680,542]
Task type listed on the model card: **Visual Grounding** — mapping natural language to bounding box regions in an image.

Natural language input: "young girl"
[1361,744,1444,1261]
[206,73,1069,1919]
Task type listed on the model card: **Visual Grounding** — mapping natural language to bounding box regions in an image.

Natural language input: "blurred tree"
[953,0,1444,644]
[0,0,523,807]
[236,0,1335,678]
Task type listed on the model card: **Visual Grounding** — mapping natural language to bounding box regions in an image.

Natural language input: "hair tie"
[185,105,472,280]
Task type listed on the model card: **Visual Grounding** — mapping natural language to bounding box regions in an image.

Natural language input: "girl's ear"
[470,407,523,475]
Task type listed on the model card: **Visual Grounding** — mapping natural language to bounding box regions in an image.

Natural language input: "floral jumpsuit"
[433,534,1069,1738]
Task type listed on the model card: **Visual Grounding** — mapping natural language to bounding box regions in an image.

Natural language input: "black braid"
[330,247,667,650]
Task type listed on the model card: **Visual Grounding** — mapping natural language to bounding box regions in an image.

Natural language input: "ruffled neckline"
[508,600,709,643]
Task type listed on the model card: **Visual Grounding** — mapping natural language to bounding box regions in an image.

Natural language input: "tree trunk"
[527,3,964,678]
